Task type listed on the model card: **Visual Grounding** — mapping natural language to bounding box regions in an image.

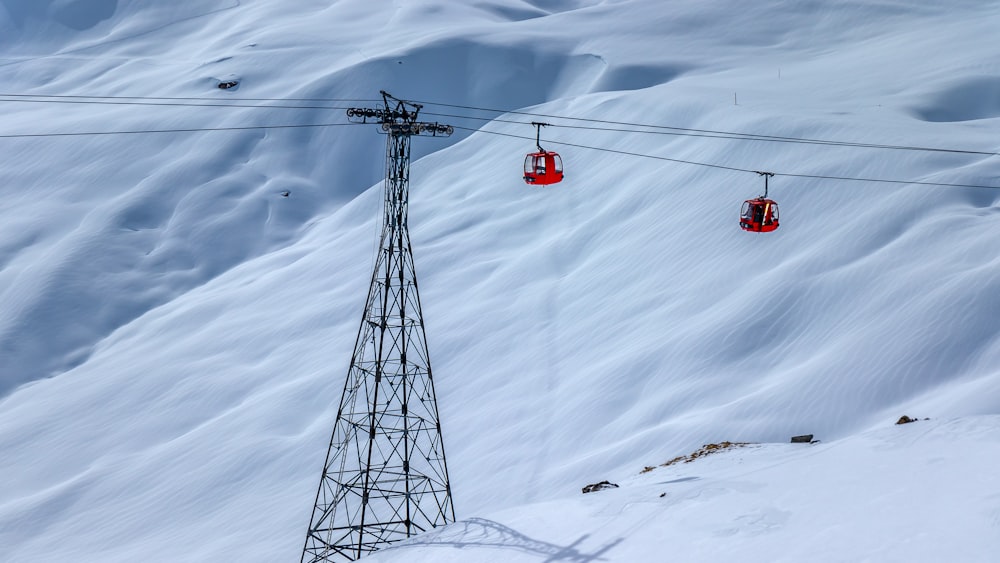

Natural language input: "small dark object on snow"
[218,80,239,89]
[790,434,813,443]
[659,492,667,498]
[582,480,619,494]
[280,190,290,197]
[896,415,917,425]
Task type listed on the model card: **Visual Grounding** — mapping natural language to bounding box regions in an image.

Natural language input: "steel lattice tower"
[301,92,456,562]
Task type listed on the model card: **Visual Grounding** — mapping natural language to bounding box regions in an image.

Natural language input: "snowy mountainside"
[1,0,999,561]
[368,416,1000,563]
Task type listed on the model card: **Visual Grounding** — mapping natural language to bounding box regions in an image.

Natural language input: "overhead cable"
[1,92,995,157]
[455,125,1000,191]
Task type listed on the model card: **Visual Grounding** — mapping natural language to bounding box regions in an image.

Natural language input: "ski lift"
[523,122,563,185]
[740,172,779,233]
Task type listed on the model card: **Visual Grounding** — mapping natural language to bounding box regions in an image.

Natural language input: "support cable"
[0,92,996,189]
[1,92,995,157]
[411,99,1000,157]
[0,122,360,138]
[451,125,1000,190]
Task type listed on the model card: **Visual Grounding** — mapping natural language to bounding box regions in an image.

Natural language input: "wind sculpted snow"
[1,0,999,561]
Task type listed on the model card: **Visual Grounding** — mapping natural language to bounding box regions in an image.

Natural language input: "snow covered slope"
[368,416,1000,563]
[1,0,998,561]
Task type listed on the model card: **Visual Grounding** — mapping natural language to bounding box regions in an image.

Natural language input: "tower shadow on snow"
[387,517,623,562]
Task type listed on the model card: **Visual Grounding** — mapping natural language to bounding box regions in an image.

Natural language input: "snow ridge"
[1,1,999,561]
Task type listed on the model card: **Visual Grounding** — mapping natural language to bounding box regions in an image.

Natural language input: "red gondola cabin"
[523,151,563,185]
[740,198,779,232]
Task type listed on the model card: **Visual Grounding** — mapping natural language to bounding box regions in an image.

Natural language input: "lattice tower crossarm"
[301,96,455,562]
